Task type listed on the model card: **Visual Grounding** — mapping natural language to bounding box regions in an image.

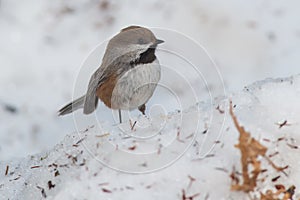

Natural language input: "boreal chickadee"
[58,25,164,123]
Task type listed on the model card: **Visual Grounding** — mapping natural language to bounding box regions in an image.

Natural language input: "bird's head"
[105,26,164,63]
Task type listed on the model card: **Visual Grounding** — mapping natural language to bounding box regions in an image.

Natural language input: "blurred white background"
[0,0,299,160]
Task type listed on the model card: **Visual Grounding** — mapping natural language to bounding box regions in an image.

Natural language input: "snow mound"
[1,74,300,200]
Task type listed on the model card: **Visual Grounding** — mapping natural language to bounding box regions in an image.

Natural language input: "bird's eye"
[138,38,146,44]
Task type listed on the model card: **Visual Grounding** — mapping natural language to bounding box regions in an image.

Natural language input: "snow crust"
[1,75,300,200]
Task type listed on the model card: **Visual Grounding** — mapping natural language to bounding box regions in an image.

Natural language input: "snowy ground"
[1,0,300,161]
[1,75,300,199]
[0,0,300,199]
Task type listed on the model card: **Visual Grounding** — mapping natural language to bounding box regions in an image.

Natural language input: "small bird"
[58,25,164,123]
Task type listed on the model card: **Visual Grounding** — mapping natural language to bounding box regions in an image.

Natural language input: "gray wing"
[83,52,133,114]
[83,69,101,114]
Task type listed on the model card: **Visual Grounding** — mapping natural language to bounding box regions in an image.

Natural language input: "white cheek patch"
[127,44,152,55]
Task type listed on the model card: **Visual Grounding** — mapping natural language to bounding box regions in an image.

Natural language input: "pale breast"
[110,59,161,110]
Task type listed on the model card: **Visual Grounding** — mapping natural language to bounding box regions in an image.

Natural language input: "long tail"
[58,95,85,116]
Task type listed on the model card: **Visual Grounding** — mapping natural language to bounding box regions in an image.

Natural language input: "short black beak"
[155,39,164,45]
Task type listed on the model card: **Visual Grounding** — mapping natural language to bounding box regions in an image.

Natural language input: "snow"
[1,0,300,199]
[1,75,300,199]
[1,0,300,160]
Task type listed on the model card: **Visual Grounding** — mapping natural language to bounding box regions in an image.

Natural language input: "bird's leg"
[138,104,146,115]
[118,109,122,123]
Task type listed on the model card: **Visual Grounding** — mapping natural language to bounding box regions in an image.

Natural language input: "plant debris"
[9,175,21,181]
[125,186,134,190]
[286,143,298,149]
[215,167,229,173]
[4,104,18,113]
[181,189,200,200]
[187,175,196,189]
[276,120,291,129]
[128,145,137,151]
[216,105,225,114]
[260,185,296,200]
[48,180,55,189]
[36,185,47,198]
[102,188,112,193]
[271,175,281,182]
[54,170,60,177]
[268,152,279,158]
[73,137,85,147]
[157,143,162,155]
[176,127,185,143]
[5,165,9,176]
[31,165,42,169]
[229,101,293,199]
[130,119,137,131]
[95,133,110,138]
